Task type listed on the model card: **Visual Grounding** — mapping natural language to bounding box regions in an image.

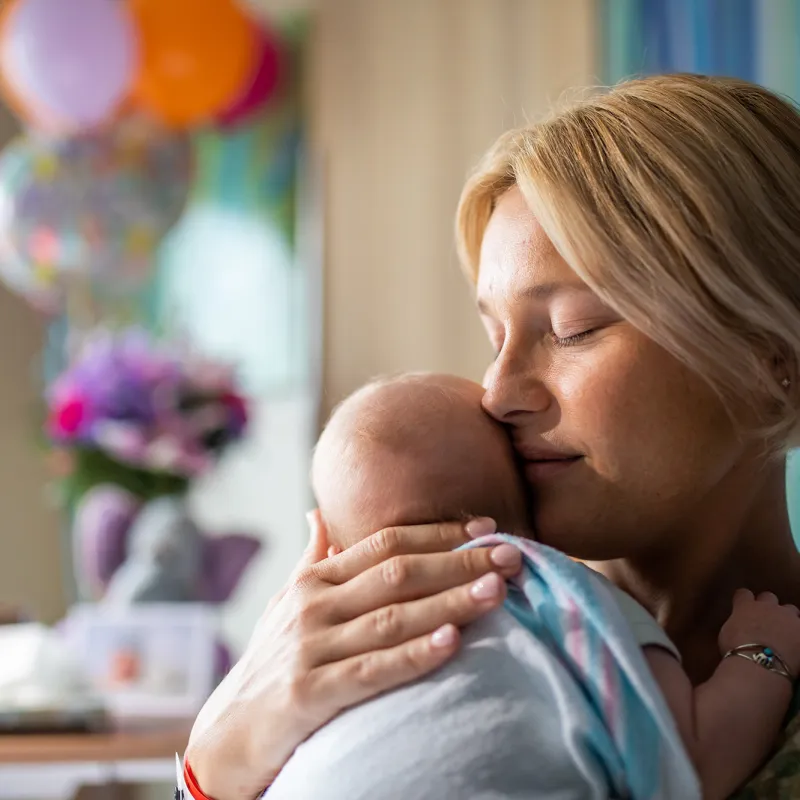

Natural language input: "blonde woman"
[181,75,800,799]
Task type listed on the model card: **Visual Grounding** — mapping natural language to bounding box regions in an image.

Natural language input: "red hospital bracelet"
[184,760,216,800]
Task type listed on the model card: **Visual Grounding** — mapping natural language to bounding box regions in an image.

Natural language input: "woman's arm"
[184,512,521,800]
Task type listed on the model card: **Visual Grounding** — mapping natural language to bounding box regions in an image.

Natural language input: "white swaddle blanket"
[267,539,700,800]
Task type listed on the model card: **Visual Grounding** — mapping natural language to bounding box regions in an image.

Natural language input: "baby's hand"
[718,589,800,675]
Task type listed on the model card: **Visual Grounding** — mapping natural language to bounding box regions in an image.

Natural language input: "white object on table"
[0,757,174,799]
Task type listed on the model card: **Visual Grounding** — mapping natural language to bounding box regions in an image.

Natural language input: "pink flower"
[49,393,89,438]
[222,393,248,435]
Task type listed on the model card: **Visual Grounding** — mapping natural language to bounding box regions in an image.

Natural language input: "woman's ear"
[770,346,797,393]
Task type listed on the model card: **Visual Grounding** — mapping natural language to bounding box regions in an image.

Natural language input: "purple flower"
[45,328,249,478]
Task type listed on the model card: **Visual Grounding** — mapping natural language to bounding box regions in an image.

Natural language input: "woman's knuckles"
[369,526,404,558]
[380,555,410,588]
[372,603,403,641]
[461,548,491,577]
[291,563,325,591]
[289,596,327,638]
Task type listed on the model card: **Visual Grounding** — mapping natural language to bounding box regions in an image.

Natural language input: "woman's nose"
[482,348,551,423]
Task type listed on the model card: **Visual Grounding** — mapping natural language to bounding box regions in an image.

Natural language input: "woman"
[182,74,800,799]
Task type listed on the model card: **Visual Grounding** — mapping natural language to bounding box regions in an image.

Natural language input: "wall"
[190,392,315,654]
[312,0,597,415]
[0,101,65,625]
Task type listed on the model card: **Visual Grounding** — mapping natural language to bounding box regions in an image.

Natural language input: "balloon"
[216,24,282,128]
[0,0,137,133]
[130,0,258,128]
[0,0,60,132]
[0,130,192,295]
[0,235,62,313]
[0,136,62,311]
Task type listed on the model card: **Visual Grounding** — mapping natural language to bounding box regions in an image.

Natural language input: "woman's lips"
[522,456,583,481]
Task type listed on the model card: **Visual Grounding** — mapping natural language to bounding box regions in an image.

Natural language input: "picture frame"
[61,603,218,722]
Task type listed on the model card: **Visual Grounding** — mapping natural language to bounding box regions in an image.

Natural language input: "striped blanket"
[463,534,701,800]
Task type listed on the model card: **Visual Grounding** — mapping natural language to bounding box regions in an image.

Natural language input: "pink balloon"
[216,25,281,128]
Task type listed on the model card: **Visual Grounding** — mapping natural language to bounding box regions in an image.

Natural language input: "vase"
[73,485,262,605]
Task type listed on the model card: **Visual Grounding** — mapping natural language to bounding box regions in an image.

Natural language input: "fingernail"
[465,517,497,538]
[470,572,503,601]
[431,624,457,648]
[490,544,522,570]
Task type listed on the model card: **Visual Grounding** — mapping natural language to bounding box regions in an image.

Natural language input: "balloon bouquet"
[0,0,285,680]
[0,0,283,316]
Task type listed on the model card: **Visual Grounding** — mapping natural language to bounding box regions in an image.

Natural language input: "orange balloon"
[129,0,258,128]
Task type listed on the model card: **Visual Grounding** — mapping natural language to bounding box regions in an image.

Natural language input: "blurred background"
[0,0,797,798]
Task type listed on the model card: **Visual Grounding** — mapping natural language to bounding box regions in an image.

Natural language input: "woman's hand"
[184,512,520,800]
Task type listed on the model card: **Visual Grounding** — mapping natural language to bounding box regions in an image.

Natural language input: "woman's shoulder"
[733,693,800,799]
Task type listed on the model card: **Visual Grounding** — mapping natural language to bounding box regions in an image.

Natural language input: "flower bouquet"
[45,329,249,504]
[44,331,259,693]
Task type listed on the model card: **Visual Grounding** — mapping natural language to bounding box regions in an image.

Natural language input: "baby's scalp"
[312,373,532,549]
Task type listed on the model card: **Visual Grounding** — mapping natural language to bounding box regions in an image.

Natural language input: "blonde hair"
[456,73,800,451]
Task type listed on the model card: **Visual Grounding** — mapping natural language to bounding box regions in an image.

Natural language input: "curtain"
[601,0,800,94]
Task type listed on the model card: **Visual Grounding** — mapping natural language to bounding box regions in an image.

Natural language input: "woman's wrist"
[184,740,255,800]
[184,730,280,800]
[184,759,219,800]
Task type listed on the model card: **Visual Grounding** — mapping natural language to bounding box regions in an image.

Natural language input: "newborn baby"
[269,373,800,800]
[312,372,532,548]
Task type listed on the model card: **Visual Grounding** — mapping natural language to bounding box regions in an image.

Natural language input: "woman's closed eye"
[550,328,597,348]
[549,314,609,348]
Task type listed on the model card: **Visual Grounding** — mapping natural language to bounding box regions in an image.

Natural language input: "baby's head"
[312,373,532,550]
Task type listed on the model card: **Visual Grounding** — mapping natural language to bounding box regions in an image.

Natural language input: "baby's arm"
[645,590,800,800]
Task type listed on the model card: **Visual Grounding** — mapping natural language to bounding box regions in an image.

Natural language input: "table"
[0,724,190,799]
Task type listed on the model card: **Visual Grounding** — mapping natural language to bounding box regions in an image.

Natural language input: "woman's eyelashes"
[550,328,597,347]
[490,325,598,359]
[487,312,609,360]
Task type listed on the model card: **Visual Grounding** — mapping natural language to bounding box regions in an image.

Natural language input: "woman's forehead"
[476,189,587,311]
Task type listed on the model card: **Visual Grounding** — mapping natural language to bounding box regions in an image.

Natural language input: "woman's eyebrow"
[477,282,592,313]
[521,282,593,301]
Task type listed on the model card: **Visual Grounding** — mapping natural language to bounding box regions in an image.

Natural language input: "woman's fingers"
[309,625,463,720]
[310,574,507,665]
[325,545,520,621]
[315,518,498,585]
[289,510,330,581]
